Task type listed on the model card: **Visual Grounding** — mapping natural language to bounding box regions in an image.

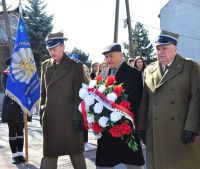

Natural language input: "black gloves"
[136,130,146,144]
[181,130,196,144]
[73,120,84,134]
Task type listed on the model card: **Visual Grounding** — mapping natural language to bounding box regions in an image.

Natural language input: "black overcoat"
[96,62,145,167]
[1,72,23,123]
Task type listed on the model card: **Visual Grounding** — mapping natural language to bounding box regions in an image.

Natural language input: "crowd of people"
[1,29,200,169]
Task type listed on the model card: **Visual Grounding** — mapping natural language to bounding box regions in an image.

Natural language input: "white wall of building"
[160,0,200,61]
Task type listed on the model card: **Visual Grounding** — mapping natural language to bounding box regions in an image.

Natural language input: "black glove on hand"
[181,130,196,144]
[73,120,84,134]
[136,130,146,145]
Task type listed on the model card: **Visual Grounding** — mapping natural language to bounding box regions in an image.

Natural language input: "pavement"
[0,115,98,169]
[0,112,136,169]
[0,115,136,169]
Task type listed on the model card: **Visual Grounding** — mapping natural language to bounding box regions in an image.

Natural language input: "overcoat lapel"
[46,55,72,88]
[150,62,163,88]
[157,55,184,88]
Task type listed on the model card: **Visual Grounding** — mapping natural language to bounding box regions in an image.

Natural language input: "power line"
[123,19,200,42]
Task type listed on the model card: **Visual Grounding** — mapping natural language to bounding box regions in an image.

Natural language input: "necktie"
[111,69,116,75]
[161,66,169,76]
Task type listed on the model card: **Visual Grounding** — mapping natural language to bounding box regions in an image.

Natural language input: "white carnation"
[78,103,82,112]
[84,95,95,106]
[87,114,95,124]
[106,92,117,102]
[79,88,89,99]
[89,80,97,88]
[78,103,89,112]
[110,111,123,122]
[98,116,109,128]
[98,85,106,93]
[93,103,103,114]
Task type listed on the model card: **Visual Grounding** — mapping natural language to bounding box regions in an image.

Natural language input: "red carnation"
[109,125,121,137]
[119,100,131,109]
[95,75,103,84]
[113,85,123,97]
[105,76,115,87]
[120,122,131,135]
[92,122,102,133]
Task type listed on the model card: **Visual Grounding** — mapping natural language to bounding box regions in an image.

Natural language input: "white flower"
[98,85,106,93]
[84,95,95,106]
[110,111,123,122]
[98,116,109,128]
[93,102,104,114]
[79,88,89,99]
[89,80,97,88]
[78,103,89,112]
[87,114,94,124]
[106,92,117,102]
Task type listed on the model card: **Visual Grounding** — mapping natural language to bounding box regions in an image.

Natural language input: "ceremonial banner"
[5,17,40,116]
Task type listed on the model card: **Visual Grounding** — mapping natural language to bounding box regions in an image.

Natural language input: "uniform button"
[170,88,175,91]
[171,117,175,120]
[171,101,175,104]
[154,118,158,121]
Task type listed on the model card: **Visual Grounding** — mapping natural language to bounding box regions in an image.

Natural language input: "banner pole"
[24,112,29,163]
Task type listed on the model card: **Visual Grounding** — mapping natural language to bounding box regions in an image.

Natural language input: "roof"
[0,2,21,13]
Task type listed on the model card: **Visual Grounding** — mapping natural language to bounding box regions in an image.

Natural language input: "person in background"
[1,58,27,164]
[39,32,86,169]
[96,62,108,76]
[90,62,99,80]
[83,64,96,151]
[137,30,200,169]
[97,43,145,169]
[133,56,146,72]
[133,56,146,85]
[128,58,135,67]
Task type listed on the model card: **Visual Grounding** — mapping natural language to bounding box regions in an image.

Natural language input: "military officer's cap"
[102,43,121,55]
[46,31,68,49]
[155,30,179,46]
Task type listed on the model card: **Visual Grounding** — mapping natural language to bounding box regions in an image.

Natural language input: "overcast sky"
[3,0,169,62]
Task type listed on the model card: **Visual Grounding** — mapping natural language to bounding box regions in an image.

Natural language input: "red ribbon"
[88,88,134,119]
[81,101,89,129]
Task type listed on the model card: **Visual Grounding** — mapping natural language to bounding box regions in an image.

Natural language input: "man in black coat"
[96,43,145,169]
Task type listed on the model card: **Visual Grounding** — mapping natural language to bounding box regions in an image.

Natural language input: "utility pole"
[114,0,120,43]
[113,0,134,57]
[2,0,13,55]
[125,0,134,58]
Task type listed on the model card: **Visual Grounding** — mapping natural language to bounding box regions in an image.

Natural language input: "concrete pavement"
[0,116,97,169]
[0,115,145,169]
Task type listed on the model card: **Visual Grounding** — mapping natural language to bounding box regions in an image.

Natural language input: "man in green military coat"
[39,32,86,169]
[137,30,200,169]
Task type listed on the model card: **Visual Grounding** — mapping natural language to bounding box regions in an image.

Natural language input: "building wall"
[160,0,200,61]
[0,45,9,91]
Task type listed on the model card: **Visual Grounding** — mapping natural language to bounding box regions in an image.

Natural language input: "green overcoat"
[40,54,85,157]
[138,55,200,169]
